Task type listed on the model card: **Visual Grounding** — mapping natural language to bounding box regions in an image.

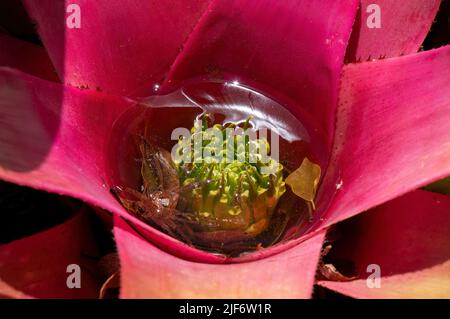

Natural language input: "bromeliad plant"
[0,0,449,298]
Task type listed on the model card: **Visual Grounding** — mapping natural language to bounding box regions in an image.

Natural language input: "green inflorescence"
[173,115,286,236]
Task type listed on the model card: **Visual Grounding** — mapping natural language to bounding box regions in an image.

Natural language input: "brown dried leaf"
[99,272,120,299]
[318,245,357,282]
[318,263,357,282]
[139,138,179,195]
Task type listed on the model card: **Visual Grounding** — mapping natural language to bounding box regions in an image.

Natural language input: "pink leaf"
[314,44,450,230]
[346,0,441,62]
[114,215,325,299]
[23,0,212,96]
[318,190,450,298]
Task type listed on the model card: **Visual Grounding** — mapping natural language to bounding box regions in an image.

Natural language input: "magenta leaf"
[23,0,213,96]
[346,0,441,62]
[314,44,450,230]
[114,215,325,298]
[318,190,450,298]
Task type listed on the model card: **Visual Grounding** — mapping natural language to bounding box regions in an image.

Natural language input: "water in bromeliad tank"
[106,78,329,256]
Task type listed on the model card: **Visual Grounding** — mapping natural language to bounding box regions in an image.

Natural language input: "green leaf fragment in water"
[285,157,321,210]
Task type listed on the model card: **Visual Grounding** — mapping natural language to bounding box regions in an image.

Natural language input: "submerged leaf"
[139,138,180,196]
[285,157,321,209]
[318,263,357,282]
